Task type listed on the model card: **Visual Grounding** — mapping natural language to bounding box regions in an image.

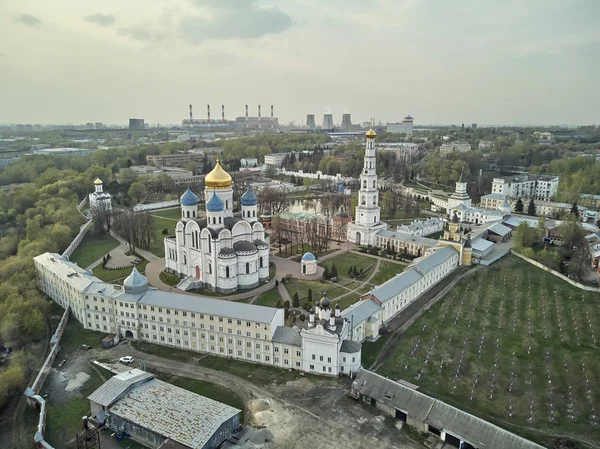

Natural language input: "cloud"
[178,2,292,44]
[83,13,116,27]
[14,14,41,27]
[118,27,165,43]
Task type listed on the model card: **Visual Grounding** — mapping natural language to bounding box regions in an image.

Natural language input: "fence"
[62,219,93,259]
[133,199,179,212]
[24,307,70,449]
[511,250,600,292]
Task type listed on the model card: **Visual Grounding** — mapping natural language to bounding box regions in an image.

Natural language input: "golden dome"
[205,160,232,188]
[365,127,376,139]
[93,177,103,185]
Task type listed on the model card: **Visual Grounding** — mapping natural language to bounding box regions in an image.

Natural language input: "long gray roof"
[88,369,154,407]
[376,229,438,246]
[353,369,544,449]
[138,289,280,324]
[341,299,382,326]
[409,246,458,275]
[370,269,423,303]
[272,326,302,346]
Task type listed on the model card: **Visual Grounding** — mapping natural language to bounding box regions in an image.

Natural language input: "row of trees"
[112,211,157,252]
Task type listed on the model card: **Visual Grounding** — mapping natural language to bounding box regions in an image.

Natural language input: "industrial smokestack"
[245,105,248,120]
[189,104,193,127]
[306,114,316,130]
[341,113,352,132]
[270,105,274,119]
[258,105,261,129]
[221,105,225,122]
[322,114,334,131]
[207,104,210,123]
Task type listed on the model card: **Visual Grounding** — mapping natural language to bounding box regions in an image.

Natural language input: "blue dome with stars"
[240,186,258,206]
[180,188,199,206]
[206,192,224,212]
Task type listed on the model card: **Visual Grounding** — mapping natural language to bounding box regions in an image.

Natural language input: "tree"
[515,197,524,213]
[128,182,148,203]
[283,300,290,309]
[570,202,579,216]
[331,263,338,279]
[307,288,312,303]
[527,199,536,216]
[323,265,330,280]
[292,292,299,307]
[513,222,540,249]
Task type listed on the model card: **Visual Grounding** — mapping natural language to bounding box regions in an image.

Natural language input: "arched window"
[186,210,190,218]
[183,254,187,265]
[225,266,230,278]
[208,263,212,274]
[373,180,376,188]
[259,257,263,268]
[363,181,366,188]
[226,200,229,209]
[253,210,256,217]
[246,262,250,274]
[219,217,222,224]
[243,210,245,217]
[361,196,365,205]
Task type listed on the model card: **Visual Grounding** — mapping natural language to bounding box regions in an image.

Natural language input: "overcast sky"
[1,0,599,126]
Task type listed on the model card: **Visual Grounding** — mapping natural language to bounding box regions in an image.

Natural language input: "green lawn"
[159,270,180,286]
[57,318,107,357]
[361,336,388,369]
[254,288,281,307]
[68,233,120,269]
[332,293,362,310]
[148,217,176,257]
[92,259,148,283]
[163,374,246,422]
[370,261,406,286]
[285,278,345,303]
[377,255,600,448]
[151,208,182,220]
[320,252,376,279]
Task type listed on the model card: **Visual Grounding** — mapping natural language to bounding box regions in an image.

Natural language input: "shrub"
[283,300,290,309]
[292,292,299,307]
[275,279,279,287]
[299,314,306,322]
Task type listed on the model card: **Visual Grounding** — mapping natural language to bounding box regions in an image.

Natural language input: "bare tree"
[257,187,290,215]
[91,201,112,235]
[112,210,156,252]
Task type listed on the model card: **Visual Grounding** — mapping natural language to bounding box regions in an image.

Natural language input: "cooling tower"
[341,113,352,131]
[322,114,334,131]
[306,114,316,130]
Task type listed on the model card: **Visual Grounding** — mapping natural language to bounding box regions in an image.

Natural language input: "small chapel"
[164,161,270,293]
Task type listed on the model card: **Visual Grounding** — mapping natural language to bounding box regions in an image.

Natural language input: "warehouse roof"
[486,222,512,237]
[88,369,154,407]
[34,253,95,292]
[109,378,240,449]
[370,269,423,303]
[352,369,545,449]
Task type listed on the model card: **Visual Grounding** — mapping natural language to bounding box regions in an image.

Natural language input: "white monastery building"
[88,177,112,212]
[33,253,363,377]
[397,218,445,237]
[164,161,270,293]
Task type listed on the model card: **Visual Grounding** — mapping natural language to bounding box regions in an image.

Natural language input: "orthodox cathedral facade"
[164,161,270,293]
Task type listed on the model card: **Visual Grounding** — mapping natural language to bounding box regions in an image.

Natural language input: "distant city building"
[264,153,290,167]
[532,131,553,140]
[146,153,204,168]
[32,147,98,155]
[94,122,106,130]
[277,209,351,244]
[490,175,559,201]
[129,118,145,130]
[89,177,112,213]
[440,141,471,155]
[472,123,478,129]
[377,142,419,160]
[85,122,94,130]
[240,158,258,167]
[385,115,414,135]
[478,140,493,150]
[128,166,203,186]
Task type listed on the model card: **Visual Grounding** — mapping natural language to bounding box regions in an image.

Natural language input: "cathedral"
[346,128,387,245]
[164,161,270,293]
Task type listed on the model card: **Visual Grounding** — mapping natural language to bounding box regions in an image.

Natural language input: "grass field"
[92,259,148,283]
[377,255,600,448]
[254,288,281,307]
[159,270,180,286]
[69,233,120,269]
[285,278,345,303]
[148,216,177,257]
[369,261,405,285]
[333,293,361,310]
[320,252,376,279]
[151,208,182,220]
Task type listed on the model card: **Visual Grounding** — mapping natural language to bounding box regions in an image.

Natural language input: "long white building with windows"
[33,252,362,376]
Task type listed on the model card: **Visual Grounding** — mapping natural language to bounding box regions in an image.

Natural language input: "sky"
[1,0,599,126]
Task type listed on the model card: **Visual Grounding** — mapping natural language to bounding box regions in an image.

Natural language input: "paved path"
[327,258,382,303]
[109,231,161,262]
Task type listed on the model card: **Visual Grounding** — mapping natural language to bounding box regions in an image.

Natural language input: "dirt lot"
[32,337,431,449]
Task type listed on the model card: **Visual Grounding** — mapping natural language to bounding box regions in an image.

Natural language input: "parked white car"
[119,356,134,364]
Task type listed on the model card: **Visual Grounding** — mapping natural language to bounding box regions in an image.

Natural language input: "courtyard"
[376,255,600,448]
